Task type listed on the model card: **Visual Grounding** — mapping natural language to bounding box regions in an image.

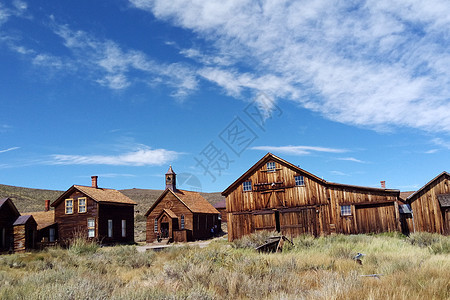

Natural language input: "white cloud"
[51,147,180,166]
[432,138,450,150]
[0,147,20,153]
[336,157,366,163]
[130,0,450,133]
[251,145,347,156]
[330,170,349,176]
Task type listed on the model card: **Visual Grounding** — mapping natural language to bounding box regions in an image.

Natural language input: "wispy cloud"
[424,149,438,154]
[251,145,347,156]
[432,138,450,150]
[130,0,450,133]
[51,147,180,166]
[330,170,349,176]
[0,147,20,153]
[336,157,366,163]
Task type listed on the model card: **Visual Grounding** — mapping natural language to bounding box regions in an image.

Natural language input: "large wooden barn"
[145,167,220,243]
[51,176,136,245]
[404,171,450,235]
[222,153,401,241]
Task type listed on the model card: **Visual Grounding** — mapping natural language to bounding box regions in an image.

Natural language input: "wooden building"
[222,153,400,241]
[145,166,220,243]
[51,176,136,245]
[213,199,227,222]
[0,198,38,253]
[13,215,37,253]
[405,172,450,235]
[26,200,58,247]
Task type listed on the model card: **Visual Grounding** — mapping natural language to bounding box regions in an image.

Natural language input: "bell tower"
[165,165,176,191]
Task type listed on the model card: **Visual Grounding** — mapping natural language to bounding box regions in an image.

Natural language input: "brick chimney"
[45,200,50,212]
[91,176,98,188]
[380,181,386,188]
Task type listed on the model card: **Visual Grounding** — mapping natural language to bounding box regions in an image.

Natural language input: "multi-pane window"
[65,199,73,214]
[78,198,87,213]
[121,220,126,238]
[154,218,158,233]
[181,215,185,229]
[340,205,352,216]
[243,181,252,192]
[267,162,276,172]
[295,175,305,186]
[49,228,55,242]
[108,219,113,238]
[87,218,95,238]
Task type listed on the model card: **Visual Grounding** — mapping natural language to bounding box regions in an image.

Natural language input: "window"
[154,218,158,233]
[243,181,252,192]
[295,175,305,186]
[340,205,352,216]
[108,219,113,238]
[121,220,126,238]
[87,218,95,238]
[181,215,185,229]
[65,199,73,214]
[78,197,87,213]
[49,228,55,242]
[267,162,276,172]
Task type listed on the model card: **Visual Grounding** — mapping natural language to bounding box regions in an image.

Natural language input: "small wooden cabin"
[51,176,136,245]
[406,171,450,235]
[222,153,400,241]
[145,166,220,243]
[13,215,37,253]
[26,201,58,247]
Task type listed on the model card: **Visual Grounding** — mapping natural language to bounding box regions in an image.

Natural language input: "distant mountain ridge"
[0,184,225,215]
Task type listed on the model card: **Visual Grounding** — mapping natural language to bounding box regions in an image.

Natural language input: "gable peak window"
[243,181,252,192]
[65,199,73,214]
[266,162,276,172]
[340,205,352,216]
[295,175,305,186]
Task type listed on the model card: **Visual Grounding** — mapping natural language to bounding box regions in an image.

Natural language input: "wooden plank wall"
[409,174,450,235]
[13,225,26,253]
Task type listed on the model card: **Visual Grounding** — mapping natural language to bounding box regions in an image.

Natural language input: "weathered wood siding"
[54,190,98,243]
[146,192,192,243]
[13,220,37,253]
[327,185,400,234]
[409,173,450,235]
[0,201,19,251]
[226,160,331,241]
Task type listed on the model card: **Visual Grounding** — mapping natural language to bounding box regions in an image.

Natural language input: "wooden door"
[280,208,318,237]
[355,203,397,234]
[444,208,450,235]
[253,212,276,232]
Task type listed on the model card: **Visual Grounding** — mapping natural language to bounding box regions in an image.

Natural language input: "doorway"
[160,222,169,238]
[275,211,281,232]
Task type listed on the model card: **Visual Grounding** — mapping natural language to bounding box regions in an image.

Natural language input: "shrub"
[69,237,99,255]
[231,230,278,249]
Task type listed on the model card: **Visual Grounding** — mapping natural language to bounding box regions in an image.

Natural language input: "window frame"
[78,197,87,213]
[295,175,305,186]
[65,199,73,214]
[266,162,276,172]
[107,219,113,238]
[180,215,185,230]
[340,205,352,216]
[121,220,126,238]
[154,218,158,233]
[242,181,252,192]
[87,218,95,238]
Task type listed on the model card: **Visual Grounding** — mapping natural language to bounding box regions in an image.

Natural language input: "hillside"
[0,184,225,215]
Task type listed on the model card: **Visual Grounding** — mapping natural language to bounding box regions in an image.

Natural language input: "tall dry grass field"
[0,232,448,299]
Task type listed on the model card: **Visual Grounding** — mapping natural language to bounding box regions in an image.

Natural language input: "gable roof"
[222,153,400,196]
[213,199,226,209]
[222,153,326,196]
[51,185,136,207]
[0,197,20,216]
[400,191,416,201]
[25,210,55,230]
[13,215,35,226]
[145,188,220,216]
[437,194,450,208]
[158,208,178,219]
[407,171,450,201]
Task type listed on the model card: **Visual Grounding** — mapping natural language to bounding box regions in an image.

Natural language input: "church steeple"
[165,165,176,191]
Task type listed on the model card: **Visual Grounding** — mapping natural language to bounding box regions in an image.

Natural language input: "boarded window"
[295,176,305,186]
[267,162,276,172]
[181,215,185,229]
[121,220,126,238]
[108,219,113,238]
[87,218,95,238]
[78,198,87,213]
[65,199,73,214]
[340,205,352,216]
[243,181,252,192]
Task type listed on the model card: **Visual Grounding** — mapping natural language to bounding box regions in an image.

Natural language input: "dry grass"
[0,233,448,299]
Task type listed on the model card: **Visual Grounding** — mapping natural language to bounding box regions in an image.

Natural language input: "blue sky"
[0,0,449,193]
